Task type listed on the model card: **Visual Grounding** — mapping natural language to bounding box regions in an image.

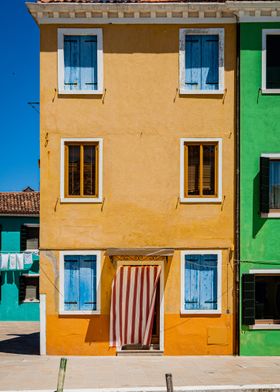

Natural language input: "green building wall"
[240,22,280,355]
[0,216,39,321]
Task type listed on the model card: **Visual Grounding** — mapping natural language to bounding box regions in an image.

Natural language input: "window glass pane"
[266,35,280,89]
[83,145,96,196]
[68,145,80,195]
[255,275,280,321]
[269,160,280,209]
[187,145,200,195]
[203,145,216,195]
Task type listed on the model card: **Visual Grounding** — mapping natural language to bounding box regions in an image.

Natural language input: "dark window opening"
[255,275,280,323]
[266,35,280,89]
[19,276,39,303]
[26,227,39,250]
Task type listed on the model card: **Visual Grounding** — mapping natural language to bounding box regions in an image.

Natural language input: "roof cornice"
[26,1,280,24]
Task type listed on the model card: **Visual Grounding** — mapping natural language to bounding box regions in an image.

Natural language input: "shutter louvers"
[20,225,27,252]
[260,157,270,214]
[242,274,255,325]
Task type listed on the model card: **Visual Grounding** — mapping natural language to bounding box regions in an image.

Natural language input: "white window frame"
[262,29,280,94]
[180,250,222,315]
[179,28,225,95]
[261,153,280,217]
[59,250,101,315]
[58,28,103,95]
[248,269,280,330]
[180,137,222,203]
[60,138,103,203]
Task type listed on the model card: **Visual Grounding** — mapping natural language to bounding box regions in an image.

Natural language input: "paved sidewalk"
[1,355,280,391]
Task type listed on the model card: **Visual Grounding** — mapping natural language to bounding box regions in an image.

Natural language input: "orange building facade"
[28,0,236,356]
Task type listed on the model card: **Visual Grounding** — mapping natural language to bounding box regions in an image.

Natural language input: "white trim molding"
[180,250,222,315]
[60,137,103,203]
[39,294,46,355]
[262,29,280,94]
[59,250,101,316]
[58,28,103,95]
[249,269,280,275]
[180,137,222,203]
[179,28,224,95]
[27,2,280,25]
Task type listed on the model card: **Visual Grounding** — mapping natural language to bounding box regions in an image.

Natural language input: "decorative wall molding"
[26,2,280,25]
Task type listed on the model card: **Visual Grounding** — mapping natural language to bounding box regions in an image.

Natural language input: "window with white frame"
[58,28,103,94]
[260,154,280,216]
[180,138,222,203]
[60,138,103,203]
[262,30,280,93]
[60,251,101,314]
[181,251,221,314]
[179,28,224,94]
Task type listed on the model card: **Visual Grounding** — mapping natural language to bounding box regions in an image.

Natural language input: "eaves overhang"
[26,1,280,24]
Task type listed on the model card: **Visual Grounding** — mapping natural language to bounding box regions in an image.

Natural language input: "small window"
[179,29,224,94]
[180,139,222,203]
[61,139,103,203]
[58,28,103,94]
[242,273,280,326]
[260,155,280,215]
[181,251,221,314]
[19,276,39,303]
[60,252,101,314]
[262,30,280,92]
[20,225,39,251]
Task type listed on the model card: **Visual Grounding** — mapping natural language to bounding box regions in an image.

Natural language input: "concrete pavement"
[1,323,280,391]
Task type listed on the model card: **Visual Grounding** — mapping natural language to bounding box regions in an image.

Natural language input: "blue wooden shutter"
[185,255,200,310]
[199,254,218,310]
[201,35,219,91]
[185,35,202,90]
[80,36,98,91]
[64,36,80,91]
[64,256,79,310]
[79,255,97,310]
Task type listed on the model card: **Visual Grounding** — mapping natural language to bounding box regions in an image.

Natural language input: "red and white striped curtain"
[110,265,161,348]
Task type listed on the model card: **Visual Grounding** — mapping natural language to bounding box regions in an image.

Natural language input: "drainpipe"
[235,16,240,356]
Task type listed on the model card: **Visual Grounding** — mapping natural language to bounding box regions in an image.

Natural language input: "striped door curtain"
[110,265,161,348]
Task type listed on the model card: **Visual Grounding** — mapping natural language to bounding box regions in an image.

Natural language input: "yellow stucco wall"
[40,23,236,355]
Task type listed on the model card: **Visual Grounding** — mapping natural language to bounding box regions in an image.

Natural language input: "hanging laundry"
[16,253,24,270]
[24,253,33,265]
[9,254,17,270]
[0,254,9,270]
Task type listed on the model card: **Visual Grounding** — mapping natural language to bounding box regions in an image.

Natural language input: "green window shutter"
[260,157,270,214]
[20,225,27,251]
[0,224,2,250]
[242,274,255,325]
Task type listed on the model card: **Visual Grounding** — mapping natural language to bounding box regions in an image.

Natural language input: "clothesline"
[0,251,38,271]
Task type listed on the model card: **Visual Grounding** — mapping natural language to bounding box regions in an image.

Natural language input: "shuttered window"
[260,156,280,213]
[65,143,99,198]
[184,253,219,312]
[64,255,97,311]
[184,142,218,198]
[185,34,219,91]
[64,35,98,91]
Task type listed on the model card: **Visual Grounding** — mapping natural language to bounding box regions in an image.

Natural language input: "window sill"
[180,197,222,204]
[60,197,103,204]
[261,89,280,95]
[181,309,221,315]
[59,310,101,316]
[58,89,103,95]
[179,89,224,96]
[249,324,280,330]
[21,299,40,303]
[261,212,280,218]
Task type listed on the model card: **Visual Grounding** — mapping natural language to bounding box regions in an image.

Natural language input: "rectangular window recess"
[58,28,103,95]
[260,154,280,215]
[179,28,224,95]
[262,30,280,93]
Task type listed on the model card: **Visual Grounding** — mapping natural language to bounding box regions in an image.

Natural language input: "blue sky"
[0,0,39,191]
